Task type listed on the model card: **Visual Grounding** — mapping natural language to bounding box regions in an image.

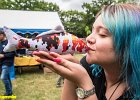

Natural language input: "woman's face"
[86,15,116,65]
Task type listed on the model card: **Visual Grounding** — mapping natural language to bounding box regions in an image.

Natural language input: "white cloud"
[43,0,92,11]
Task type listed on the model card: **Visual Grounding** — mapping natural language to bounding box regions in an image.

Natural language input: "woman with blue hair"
[33,3,140,100]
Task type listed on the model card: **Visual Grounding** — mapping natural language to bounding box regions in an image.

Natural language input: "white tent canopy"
[0,9,63,34]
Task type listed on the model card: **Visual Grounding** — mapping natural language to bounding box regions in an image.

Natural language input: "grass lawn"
[0,67,62,100]
[0,54,84,100]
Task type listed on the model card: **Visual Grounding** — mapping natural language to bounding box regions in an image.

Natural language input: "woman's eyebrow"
[94,26,111,35]
[92,25,108,31]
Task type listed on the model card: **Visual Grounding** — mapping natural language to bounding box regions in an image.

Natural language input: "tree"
[0,0,60,11]
[82,0,117,35]
[81,0,138,36]
[59,0,117,37]
[59,10,87,37]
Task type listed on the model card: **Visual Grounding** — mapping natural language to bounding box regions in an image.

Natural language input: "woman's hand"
[33,51,93,89]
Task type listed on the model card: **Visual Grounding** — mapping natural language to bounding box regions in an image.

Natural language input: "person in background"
[0,30,15,96]
[33,3,140,100]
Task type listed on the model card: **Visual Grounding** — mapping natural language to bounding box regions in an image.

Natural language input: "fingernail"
[53,58,61,63]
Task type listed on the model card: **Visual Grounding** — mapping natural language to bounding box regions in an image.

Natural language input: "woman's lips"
[85,46,95,52]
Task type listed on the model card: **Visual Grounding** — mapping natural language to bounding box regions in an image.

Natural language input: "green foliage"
[82,0,117,36]
[0,0,59,11]
[59,10,87,37]
[59,0,117,37]
[85,26,91,36]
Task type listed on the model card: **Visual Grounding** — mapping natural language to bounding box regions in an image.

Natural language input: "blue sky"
[44,0,93,11]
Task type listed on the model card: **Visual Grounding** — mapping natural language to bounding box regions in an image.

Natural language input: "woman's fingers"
[33,51,85,82]
[33,51,70,74]
[33,51,55,60]
[36,58,72,76]
[32,51,46,59]
[53,57,80,71]
[35,54,88,85]
[49,52,72,60]
[39,51,55,60]
[33,51,76,63]
[50,52,75,62]
[43,65,56,73]
[52,58,89,85]
[49,52,61,58]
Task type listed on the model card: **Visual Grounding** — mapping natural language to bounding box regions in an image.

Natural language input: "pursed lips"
[86,46,96,52]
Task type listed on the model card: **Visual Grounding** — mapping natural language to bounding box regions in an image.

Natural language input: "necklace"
[108,81,122,100]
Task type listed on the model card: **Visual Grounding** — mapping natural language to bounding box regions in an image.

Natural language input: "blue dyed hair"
[100,4,140,98]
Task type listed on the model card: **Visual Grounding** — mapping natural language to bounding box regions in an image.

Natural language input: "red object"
[53,58,61,63]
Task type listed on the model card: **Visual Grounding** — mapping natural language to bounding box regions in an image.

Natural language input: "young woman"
[33,3,140,100]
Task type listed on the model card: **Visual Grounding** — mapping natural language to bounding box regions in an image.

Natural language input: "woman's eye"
[99,34,107,37]
[98,29,109,37]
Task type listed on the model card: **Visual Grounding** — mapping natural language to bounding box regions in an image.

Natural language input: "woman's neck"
[102,63,121,88]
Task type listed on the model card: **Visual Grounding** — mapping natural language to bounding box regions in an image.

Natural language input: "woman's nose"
[86,35,96,44]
